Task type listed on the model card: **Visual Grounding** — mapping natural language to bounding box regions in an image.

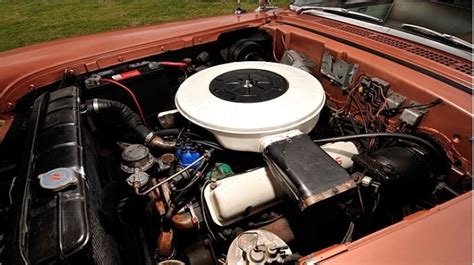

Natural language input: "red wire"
[100,78,148,127]
[99,61,187,126]
[159,61,189,68]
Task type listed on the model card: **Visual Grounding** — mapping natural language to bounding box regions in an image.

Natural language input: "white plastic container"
[203,167,285,226]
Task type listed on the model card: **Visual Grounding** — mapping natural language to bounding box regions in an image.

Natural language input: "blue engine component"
[175,143,202,167]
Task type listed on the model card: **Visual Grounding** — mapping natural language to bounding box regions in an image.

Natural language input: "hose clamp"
[92,98,100,113]
[144,132,155,146]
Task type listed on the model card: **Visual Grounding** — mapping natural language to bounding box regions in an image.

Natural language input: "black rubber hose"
[313,132,439,154]
[85,99,150,141]
[154,128,180,137]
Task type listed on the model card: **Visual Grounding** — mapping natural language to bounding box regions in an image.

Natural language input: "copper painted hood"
[0,10,472,114]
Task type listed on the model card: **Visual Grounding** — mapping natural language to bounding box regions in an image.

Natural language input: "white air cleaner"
[176,62,355,210]
[175,62,325,152]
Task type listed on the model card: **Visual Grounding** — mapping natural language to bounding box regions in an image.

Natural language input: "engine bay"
[1,28,471,265]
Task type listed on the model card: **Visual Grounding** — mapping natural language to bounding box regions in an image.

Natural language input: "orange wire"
[101,78,148,127]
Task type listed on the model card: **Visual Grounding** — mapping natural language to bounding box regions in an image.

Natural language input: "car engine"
[0,29,470,265]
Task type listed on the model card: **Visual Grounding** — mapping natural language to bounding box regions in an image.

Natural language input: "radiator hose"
[84,99,175,150]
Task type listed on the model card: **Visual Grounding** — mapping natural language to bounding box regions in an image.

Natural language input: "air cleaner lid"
[175,62,325,135]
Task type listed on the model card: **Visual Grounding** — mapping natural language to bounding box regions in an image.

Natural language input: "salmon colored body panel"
[262,23,472,172]
[275,11,472,88]
[300,191,473,264]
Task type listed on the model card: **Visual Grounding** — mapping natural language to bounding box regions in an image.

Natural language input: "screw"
[332,188,339,194]
[6,102,14,109]
[118,56,124,62]
[452,134,461,144]
[29,84,35,91]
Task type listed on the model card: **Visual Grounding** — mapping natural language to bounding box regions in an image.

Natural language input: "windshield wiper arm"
[401,24,472,51]
[296,6,383,23]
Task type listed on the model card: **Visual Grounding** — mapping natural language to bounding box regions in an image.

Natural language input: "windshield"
[291,0,472,45]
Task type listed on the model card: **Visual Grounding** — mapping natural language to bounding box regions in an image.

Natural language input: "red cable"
[99,61,187,126]
[101,78,148,127]
[159,61,189,68]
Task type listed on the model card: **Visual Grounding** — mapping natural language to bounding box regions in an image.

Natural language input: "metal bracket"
[385,91,406,109]
[321,52,359,91]
[399,101,428,127]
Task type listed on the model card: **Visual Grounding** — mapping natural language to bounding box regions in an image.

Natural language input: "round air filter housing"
[175,62,325,152]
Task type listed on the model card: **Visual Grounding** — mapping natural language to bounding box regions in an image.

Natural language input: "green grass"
[0,0,291,52]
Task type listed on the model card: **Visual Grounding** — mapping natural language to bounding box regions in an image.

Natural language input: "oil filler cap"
[38,168,78,191]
